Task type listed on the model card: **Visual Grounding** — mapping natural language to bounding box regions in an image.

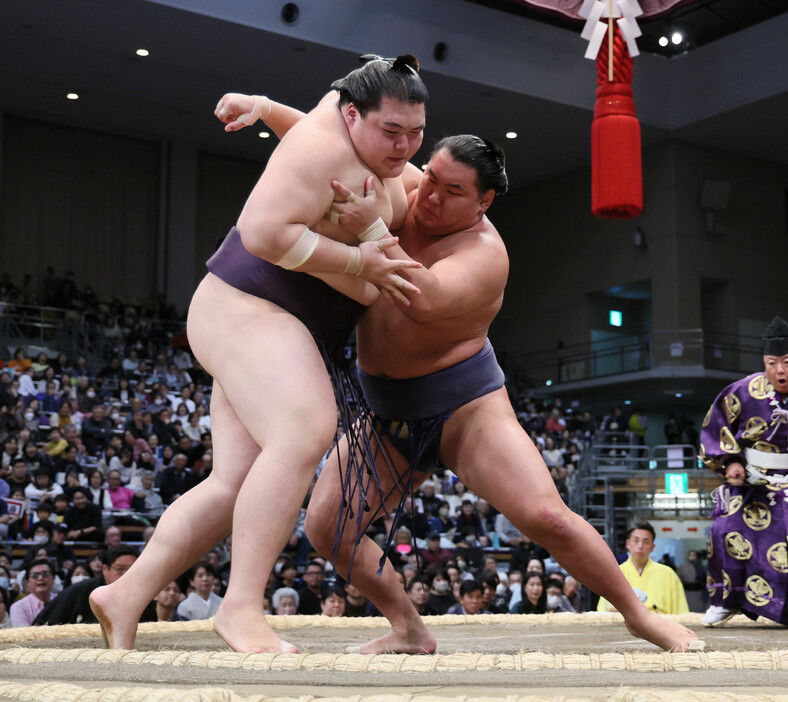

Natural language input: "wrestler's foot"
[347,622,437,654]
[213,603,298,653]
[89,585,139,650]
[625,610,703,652]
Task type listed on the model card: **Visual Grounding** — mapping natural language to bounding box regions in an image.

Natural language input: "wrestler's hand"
[329,177,386,236]
[725,462,745,486]
[214,93,255,132]
[358,239,421,305]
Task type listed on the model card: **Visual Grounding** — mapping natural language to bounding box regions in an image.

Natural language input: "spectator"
[447,580,487,615]
[64,488,104,542]
[0,587,12,628]
[387,526,418,570]
[596,523,688,615]
[10,559,57,626]
[47,524,76,572]
[297,561,325,615]
[155,581,184,622]
[452,500,484,539]
[545,407,565,435]
[406,579,437,616]
[478,571,508,614]
[446,480,476,515]
[343,583,370,617]
[87,469,114,510]
[420,531,454,572]
[494,513,524,547]
[541,436,564,468]
[508,535,550,575]
[34,546,155,625]
[1,437,19,470]
[21,442,54,477]
[272,587,299,615]
[176,561,222,621]
[131,471,165,518]
[24,469,63,509]
[426,568,454,615]
[512,571,547,614]
[81,404,113,456]
[545,577,575,613]
[628,407,647,445]
[5,458,30,494]
[64,562,92,588]
[320,585,346,617]
[105,470,135,510]
[415,480,442,517]
[157,453,191,503]
[563,576,584,613]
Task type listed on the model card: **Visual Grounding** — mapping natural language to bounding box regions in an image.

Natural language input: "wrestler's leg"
[305,431,437,654]
[89,382,258,649]
[93,278,337,651]
[441,388,699,652]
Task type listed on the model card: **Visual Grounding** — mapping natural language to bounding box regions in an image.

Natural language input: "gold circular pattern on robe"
[742,416,769,441]
[766,542,788,574]
[702,407,712,428]
[724,531,753,560]
[722,570,732,599]
[706,572,716,597]
[748,374,774,400]
[745,574,773,607]
[752,441,779,453]
[723,393,741,424]
[743,502,772,530]
[719,426,740,454]
[725,495,743,516]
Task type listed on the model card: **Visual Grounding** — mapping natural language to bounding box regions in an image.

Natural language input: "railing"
[0,301,187,361]
[508,329,762,388]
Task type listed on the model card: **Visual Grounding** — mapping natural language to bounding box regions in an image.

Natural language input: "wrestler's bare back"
[357,188,508,378]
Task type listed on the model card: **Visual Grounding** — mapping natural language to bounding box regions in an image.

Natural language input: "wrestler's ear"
[478,189,495,214]
[343,103,361,127]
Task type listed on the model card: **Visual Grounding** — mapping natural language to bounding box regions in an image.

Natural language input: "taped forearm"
[276,226,362,275]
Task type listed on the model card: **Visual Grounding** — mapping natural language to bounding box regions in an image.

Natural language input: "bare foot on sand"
[626,610,704,652]
[213,604,297,653]
[89,585,139,650]
[348,621,437,654]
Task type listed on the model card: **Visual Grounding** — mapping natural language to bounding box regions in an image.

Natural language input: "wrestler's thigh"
[187,276,337,448]
[439,388,565,513]
[206,381,261,489]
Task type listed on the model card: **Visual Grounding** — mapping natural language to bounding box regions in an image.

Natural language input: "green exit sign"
[665,473,688,495]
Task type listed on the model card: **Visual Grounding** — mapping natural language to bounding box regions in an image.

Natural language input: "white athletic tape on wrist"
[277,227,319,270]
[344,246,363,276]
[237,95,272,126]
[357,217,389,242]
[328,208,340,226]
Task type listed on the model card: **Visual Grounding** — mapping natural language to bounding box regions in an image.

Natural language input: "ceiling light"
[66,93,79,100]
[136,48,150,57]
[258,131,270,139]
[658,36,669,47]
[421,164,428,170]
[671,32,683,45]
[505,131,517,139]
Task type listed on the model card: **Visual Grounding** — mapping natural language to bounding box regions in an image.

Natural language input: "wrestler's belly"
[357,314,489,379]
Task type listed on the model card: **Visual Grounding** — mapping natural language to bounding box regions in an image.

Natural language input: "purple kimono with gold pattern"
[700,372,788,624]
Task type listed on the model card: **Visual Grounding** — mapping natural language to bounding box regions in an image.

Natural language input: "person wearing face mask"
[0,586,11,628]
[426,568,454,615]
[454,525,484,571]
[545,577,575,613]
[429,500,454,537]
[65,562,92,587]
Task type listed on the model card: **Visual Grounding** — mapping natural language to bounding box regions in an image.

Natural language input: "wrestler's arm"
[215,93,317,138]
[331,179,507,320]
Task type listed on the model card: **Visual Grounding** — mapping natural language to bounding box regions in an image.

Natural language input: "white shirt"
[176,591,222,620]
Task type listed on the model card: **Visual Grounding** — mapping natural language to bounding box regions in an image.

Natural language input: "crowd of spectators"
[0,284,703,627]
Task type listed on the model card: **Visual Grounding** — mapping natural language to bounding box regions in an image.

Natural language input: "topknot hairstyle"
[331,54,428,116]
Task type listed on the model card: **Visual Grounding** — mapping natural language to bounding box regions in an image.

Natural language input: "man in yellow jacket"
[597,522,689,615]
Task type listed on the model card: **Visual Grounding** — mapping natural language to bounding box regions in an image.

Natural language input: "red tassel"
[591,29,643,219]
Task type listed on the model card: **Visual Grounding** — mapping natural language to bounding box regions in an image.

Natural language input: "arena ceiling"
[0,0,786,188]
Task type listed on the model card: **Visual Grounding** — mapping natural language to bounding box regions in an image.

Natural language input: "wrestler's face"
[764,354,788,395]
[345,98,425,179]
[414,149,494,237]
